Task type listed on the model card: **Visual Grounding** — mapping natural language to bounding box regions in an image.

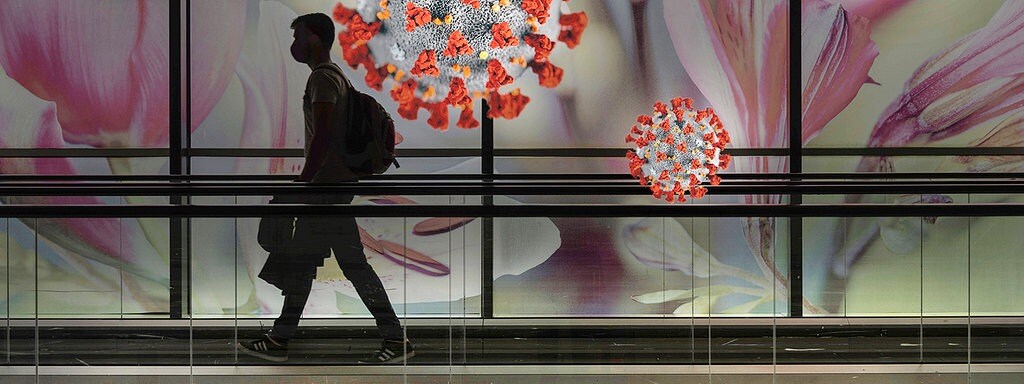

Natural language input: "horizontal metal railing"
[0,175,1020,217]
[3,146,1024,158]
[0,175,1015,211]
[1,172,1023,181]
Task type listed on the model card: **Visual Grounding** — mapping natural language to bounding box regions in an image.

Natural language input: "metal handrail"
[0,180,1022,196]
[2,172,1023,181]
[1,203,1021,218]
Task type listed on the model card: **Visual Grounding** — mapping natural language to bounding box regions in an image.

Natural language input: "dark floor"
[1,324,1021,366]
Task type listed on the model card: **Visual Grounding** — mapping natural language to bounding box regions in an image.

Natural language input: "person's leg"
[331,198,404,341]
[331,195,403,339]
[270,282,313,341]
[239,266,311,362]
[237,274,312,362]
[334,222,416,364]
[240,194,326,362]
[270,193,332,341]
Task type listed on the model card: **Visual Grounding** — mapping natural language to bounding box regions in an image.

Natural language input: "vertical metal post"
[168,0,184,319]
[481,99,494,319]
[788,1,803,318]
[169,0,193,319]
[183,0,193,318]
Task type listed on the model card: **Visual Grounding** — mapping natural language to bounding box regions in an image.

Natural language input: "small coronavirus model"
[333,0,588,131]
[626,98,732,203]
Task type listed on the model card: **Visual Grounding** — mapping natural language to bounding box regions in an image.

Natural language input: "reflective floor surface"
[1,372,1023,384]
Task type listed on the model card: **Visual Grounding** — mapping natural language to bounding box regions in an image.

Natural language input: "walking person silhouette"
[238,13,413,364]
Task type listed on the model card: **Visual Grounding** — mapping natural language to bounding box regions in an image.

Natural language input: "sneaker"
[358,339,415,364]
[237,334,289,363]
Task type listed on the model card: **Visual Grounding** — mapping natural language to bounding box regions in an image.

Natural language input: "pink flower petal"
[829,0,911,22]
[413,217,476,236]
[0,0,245,148]
[802,0,878,143]
[665,0,791,300]
[664,0,789,172]
[0,74,164,282]
[368,195,419,205]
[234,1,307,174]
[860,0,1024,171]
[189,0,248,133]
[358,226,387,255]
[377,239,451,276]
[953,112,1024,173]
[0,1,158,147]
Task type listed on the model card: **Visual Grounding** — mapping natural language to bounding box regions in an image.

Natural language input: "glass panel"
[801,213,846,315]
[5,218,35,365]
[969,214,1024,316]
[971,194,1024,364]
[777,374,967,383]
[804,194,942,317]
[923,198,969,363]
[712,216,789,318]
[493,217,658,317]
[842,212,922,317]
[707,216,784,366]
[0,217,7,361]
[38,378,190,384]
[1,198,169,320]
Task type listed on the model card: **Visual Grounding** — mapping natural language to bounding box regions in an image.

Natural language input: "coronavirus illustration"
[332,0,588,131]
[626,98,731,203]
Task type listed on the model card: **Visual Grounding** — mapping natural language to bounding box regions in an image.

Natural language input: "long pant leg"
[270,288,312,341]
[268,193,329,341]
[332,213,404,341]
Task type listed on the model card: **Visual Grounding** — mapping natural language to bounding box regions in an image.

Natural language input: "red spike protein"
[626,98,732,203]
[333,0,588,131]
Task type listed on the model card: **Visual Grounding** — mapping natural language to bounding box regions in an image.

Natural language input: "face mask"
[290,39,307,63]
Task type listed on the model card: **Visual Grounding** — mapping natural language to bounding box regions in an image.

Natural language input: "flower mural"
[856,0,1024,173]
[622,0,882,315]
[661,0,791,314]
[0,0,560,317]
[0,0,247,315]
[224,2,561,316]
[818,0,1024,314]
[1,0,1022,319]
[622,218,777,315]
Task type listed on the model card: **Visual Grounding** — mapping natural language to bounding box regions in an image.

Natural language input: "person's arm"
[297,69,344,182]
[297,102,334,182]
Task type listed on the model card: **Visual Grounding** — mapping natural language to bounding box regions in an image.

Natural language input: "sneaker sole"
[236,341,289,363]
[358,350,416,365]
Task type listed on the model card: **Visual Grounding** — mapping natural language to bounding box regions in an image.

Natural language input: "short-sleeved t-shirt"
[303,62,357,183]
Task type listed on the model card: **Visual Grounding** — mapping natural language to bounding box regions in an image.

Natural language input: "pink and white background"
[0,0,1022,319]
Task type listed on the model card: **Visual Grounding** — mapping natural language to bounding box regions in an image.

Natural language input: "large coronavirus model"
[626,98,731,203]
[332,0,588,131]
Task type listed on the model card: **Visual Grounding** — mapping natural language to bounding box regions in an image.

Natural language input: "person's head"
[289,13,334,64]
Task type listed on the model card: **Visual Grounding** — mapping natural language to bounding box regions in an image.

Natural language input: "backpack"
[314,63,399,176]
